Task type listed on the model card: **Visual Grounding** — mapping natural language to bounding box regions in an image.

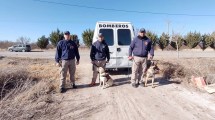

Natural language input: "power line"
[33,0,215,17]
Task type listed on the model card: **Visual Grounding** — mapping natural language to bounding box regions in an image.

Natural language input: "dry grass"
[0,56,214,119]
[158,58,215,84]
[0,57,77,120]
[159,61,185,79]
[0,67,31,100]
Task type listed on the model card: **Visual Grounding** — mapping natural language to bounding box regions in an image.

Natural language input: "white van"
[92,21,135,70]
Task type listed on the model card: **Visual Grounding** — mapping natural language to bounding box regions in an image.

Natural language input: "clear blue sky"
[1,0,215,43]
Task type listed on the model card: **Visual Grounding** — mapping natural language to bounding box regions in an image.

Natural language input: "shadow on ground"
[143,77,181,88]
[30,51,44,52]
[108,68,131,75]
[0,56,5,60]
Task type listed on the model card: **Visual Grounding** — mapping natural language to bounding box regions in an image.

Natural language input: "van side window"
[99,29,114,46]
[117,29,131,45]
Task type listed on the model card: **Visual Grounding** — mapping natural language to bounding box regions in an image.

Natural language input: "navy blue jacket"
[90,40,110,61]
[55,40,80,63]
[129,36,154,57]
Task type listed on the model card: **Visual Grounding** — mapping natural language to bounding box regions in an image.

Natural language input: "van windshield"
[117,29,131,45]
[99,29,114,46]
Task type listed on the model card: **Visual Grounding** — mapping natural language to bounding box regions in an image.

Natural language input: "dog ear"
[151,61,155,66]
[154,65,160,70]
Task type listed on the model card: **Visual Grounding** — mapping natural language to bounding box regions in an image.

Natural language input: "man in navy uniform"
[55,31,80,93]
[128,28,154,88]
[89,33,110,87]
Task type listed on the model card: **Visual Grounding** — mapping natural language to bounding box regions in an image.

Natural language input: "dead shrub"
[158,58,215,85]
[0,68,33,99]
[160,61,186,80]
[0,69,58,120]
[7,61,18,65]
[0,57,76,119]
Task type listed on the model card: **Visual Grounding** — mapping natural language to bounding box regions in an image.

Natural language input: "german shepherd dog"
[145,61,160,88]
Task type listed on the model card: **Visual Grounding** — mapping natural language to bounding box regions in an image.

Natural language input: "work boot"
[71,84,77,89]
[89,80,96,87]
[60,88,66,93]
[131,83,138,88]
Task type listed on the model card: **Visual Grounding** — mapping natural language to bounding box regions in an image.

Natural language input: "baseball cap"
[64,31,70,35]
[139,28,146,33]
[98,33,103,37]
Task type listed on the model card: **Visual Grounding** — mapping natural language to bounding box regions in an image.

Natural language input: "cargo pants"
[59,59,76,89]
[131,56,147,84]
[92,60,106,83]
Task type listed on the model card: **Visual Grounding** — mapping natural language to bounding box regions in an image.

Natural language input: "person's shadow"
[108,68,132,86]
[113,77,131,86]
[108,68,181,88]
[0,56,5,60]
[72,68,131,90]
[141,76,182,88]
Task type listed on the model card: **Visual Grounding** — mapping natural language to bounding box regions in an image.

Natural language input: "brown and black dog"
[144,61,160,88]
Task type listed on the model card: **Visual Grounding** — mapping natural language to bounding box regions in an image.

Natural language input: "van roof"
[97,21,131,24]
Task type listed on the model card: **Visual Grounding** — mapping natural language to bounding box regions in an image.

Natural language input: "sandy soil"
[0,50,215,120]
[54,51,215,120]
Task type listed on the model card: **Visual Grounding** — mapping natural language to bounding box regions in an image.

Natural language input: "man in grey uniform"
[128,28,154,88]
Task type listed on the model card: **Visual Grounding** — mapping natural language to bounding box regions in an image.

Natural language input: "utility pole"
[166,20,171,36]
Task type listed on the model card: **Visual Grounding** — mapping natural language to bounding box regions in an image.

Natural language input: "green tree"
[70,34,78,40]
[210,32,215,48]
[158,33,169,50]
[201,34,214,50]
[49,29,64,47]
[82,29,94,48]
[146,31,158,46]
[37,35,49,49]
[70,34,80,47]
[185,32,202,49]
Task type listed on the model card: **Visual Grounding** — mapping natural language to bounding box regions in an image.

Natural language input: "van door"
[99,28,117,69]
[116,29,132,68]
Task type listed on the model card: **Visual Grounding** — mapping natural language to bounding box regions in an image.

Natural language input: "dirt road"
[1,50,215,120]
[56,51,215,120]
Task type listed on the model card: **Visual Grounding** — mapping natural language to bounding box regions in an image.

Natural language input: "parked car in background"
[8,44,31,52]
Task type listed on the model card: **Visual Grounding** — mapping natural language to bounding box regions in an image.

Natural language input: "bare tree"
[171,31,185,59]
[16,36,31,44]
[172,32,180,59]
